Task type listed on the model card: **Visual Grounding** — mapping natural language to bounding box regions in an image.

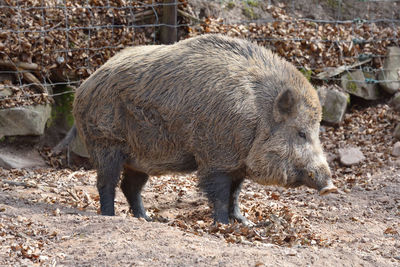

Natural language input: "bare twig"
[0,60,39,71]
[0,60,47,94]
[316,58,372,79]
[66,189,80,202]
[1,179,37,188]
[178,9,205,24]
[133,10,157,22]
[16,62,39,71]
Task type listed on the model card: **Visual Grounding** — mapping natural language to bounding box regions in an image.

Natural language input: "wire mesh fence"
[0,0,399,109]
[187,1,400,84]
[0,0,186,108]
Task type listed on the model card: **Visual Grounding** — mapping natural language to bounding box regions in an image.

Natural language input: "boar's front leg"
[229,178,254,226]
[199,172,231,224]
[200,172,250,225]
[121,166,150,221]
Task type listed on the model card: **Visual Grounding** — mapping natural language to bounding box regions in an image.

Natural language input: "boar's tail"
[53,125,77,154]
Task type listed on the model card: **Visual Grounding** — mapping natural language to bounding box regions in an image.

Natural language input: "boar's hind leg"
[95,148,126,216]
[120,167,150,221]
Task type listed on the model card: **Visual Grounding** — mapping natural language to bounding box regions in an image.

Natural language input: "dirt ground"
[0,163,399,266]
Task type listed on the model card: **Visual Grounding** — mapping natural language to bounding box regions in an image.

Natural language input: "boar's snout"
[318,180,338,195]
[304,165,337,195]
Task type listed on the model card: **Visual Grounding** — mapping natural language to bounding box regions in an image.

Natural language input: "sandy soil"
[0,165,399,266]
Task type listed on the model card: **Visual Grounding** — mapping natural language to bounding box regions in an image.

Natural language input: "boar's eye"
[298,131,306,139]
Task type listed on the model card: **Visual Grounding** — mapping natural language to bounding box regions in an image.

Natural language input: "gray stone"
[341,70,380,100]
[0,148,47,169]
[0,104,51,138]
[390,92,400,112]
[392,142,400,157]
[394,124,400,140]
[338,147,365,166]
[190,0,273,24]
[388,158,400,167]
[70,134,89,158]
[0,85,12,98]
[318,86,349,124]
[378,46,400,95]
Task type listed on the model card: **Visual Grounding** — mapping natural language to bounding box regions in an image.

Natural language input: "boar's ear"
[273,89,298,122]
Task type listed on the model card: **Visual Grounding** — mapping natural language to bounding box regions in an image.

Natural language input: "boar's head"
[245,73,337,195]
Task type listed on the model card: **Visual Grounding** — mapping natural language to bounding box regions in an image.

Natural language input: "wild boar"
[71,34,337,225]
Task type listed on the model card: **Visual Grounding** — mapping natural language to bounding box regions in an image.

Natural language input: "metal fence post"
[160,0,177,44]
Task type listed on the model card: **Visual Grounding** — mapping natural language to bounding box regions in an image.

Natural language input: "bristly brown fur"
[74,34,321,177]
[73,34,335,221]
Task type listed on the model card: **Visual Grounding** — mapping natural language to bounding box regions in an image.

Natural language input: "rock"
[0,148,47,169]
[388,158,400,167]
[338,147,365,166]
[0,85,12,98]
[0,104,51,138]
[190,0,273,24]
[70,134,89,158]
[341,70,380,100]
[318,85,349,124]
[394,124,400,140]
[392,142,400,157]
[325,152,338,163]
[390,92,400,111]
[378,46,400,95]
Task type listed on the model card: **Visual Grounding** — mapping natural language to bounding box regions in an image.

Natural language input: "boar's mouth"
[286,179,338,195]
[286,168,338,195]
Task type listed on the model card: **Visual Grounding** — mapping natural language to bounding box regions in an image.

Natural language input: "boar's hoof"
[230,213,255,227]
[239,218,255,227]
[138,214,152,222]
[319,184,338,195]
[129,210,151,221]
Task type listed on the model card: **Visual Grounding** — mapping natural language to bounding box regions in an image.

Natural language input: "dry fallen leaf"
[384,227,399,235]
